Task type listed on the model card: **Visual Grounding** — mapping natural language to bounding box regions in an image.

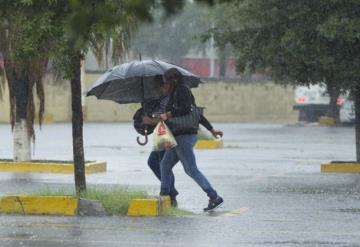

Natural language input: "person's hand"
[211,129,223,139]
[160,112,171,121]
[142,115,154,125]
[160,113,167,121]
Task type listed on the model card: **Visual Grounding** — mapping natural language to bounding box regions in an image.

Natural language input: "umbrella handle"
[136,129,148,146]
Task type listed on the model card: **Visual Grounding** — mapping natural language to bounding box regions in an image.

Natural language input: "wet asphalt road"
[0,123,360,247]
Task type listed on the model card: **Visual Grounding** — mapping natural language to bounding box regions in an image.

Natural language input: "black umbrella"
[86,59,202,104]
[86,59,202,145]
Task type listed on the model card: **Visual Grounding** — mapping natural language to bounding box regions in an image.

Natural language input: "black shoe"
[170,197,178,208]
[204,196,223,211]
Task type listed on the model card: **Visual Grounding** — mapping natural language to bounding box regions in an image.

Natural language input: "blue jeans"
[148,151,179,198]
[160,134,218,199]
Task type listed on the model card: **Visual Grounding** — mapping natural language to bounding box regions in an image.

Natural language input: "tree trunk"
[218,45,226,78]
[355,86,360,162]
[70,53,86,193]
[326,85,340,124]
[13,120,31,161]
[13,75,31,161]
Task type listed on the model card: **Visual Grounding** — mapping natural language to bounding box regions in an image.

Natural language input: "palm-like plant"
[0,2,57,161]
[89,20,136,70]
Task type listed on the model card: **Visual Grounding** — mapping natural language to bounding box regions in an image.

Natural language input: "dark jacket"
[165,83,212,136]
[166,84,194,117]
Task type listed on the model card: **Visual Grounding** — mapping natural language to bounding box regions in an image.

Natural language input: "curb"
[0,195,78,216]
[0,161,106,174]
[0,195,172,217]
[127,196,171,217]
[321,162,360,173]
[318,116,336,126]
[0,196,107,216]
[195,139,223,149]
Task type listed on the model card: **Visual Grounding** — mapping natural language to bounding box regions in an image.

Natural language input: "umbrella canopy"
[86,59,202,104]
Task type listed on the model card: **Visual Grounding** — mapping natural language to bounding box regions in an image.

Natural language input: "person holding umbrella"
[157,68,224,211]
[87,60,223,210]
[142,97,223,208]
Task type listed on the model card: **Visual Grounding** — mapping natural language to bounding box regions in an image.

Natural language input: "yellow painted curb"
[195,139,223,149]
[127,196,171,217]
[84,161,107,174]
[321,162,360,173]
[318,116,336,126]
[0,195,78,216]
[127,198,159,217]
[0,161,106,174]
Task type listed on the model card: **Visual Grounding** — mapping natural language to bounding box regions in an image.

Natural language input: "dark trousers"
[148,150,178,197]
[159,134,218,199]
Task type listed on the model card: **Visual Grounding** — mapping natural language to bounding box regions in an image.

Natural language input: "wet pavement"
[0,123,360,246]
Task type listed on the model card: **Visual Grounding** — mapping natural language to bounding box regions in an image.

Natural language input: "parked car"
[339,98,355,124]
[293,84,353,123]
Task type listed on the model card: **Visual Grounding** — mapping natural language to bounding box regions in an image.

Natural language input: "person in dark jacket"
[158,68,224,211]
[142,82,223,208]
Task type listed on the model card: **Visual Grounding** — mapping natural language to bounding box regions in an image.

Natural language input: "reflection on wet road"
[0,123,359,246]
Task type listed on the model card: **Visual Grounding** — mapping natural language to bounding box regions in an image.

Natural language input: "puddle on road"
[87,145,122,150]
[262,185,360,196]
[204,207,249,217]
[252,240,348,246]
[335,208,360,213]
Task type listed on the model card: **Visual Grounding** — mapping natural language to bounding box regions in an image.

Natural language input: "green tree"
[214,0,360,160]
[52,0,154,193]
[201,2,238,77]
[0,0,149,192]
[53,0,217,193]
[130,2,211,64]
[0,1,62,161]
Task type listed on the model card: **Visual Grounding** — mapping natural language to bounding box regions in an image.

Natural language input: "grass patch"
[36,187,73,196]
[160,207,193,217]
[79,188,148,215]
[36,187,149,215]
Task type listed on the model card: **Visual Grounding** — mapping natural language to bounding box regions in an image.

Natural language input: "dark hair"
[164,68,183,84]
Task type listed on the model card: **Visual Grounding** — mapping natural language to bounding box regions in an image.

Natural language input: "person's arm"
[200,114,213,131]
[142,115,160,126]
[200,114,223,138]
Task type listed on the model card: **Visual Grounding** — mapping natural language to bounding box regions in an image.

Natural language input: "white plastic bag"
[152,121,177,151]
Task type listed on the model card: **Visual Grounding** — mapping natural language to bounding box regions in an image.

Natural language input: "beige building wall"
[0,73,297,124]
[0,83,10,122]
[193,81,297,122]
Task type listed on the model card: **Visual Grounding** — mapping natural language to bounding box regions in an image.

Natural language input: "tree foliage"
[130,2,211,63]
[0,0,64,138]
[208,0,360,91]
[209,0,360,159]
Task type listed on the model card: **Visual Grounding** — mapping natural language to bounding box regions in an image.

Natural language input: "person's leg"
[147,151,162,180]
[159,148,179,197]
[175,134,219,200]
[148,151,179,199]
[175,134,223,210]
